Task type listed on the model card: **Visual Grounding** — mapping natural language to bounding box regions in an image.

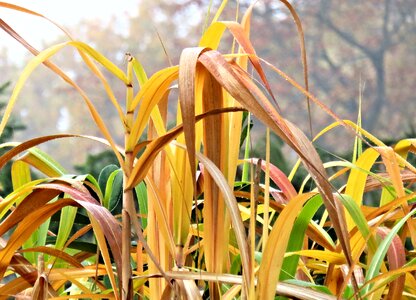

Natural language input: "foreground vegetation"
[0,1,415,299]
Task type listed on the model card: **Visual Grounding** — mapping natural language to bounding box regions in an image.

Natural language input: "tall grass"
[0,1,415,299]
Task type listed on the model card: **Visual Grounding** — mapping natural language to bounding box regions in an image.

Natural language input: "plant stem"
[122,53,135,300]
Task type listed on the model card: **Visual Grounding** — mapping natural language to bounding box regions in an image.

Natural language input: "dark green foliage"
[98,165,123,215]
[0,82,26,197]
[74,150,120,179]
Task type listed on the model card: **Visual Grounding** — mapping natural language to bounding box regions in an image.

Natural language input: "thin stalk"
[122,53,135,300]
[122,209,132,299]
[262,128,271,248]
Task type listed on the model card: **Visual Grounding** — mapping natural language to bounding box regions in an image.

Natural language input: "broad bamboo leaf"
[11,160,31,191]
[10,160,40,263]
[56,205,78,250]
[127,107,244,189]
[144,176,176,256]
[198,50,356,296]
[128,66,179,150]
[179,47,209,194]
[0,134,116,173]
[20,148,67,177]
[0,198,77,278]
[189,148,251,296]
[199,61,230,290]
[378,147,406,204]
[344,148,380,229]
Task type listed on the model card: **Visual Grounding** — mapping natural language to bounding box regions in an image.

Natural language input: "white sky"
[1,0,140,62]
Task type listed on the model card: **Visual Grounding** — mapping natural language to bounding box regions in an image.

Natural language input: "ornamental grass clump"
[0,1,415,299]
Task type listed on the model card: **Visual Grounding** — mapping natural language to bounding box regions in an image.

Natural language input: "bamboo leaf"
[258,193,315,299]
[128,66,179,150]
[131,56,149,87]
[20,148,67,177]
[344,148,380,229]
[0,198,77,278]
[198,50,356,295]
[188,147,252,295]
[0,134,118,173]
[179,47,209,195]
[11,160,31,191]
[127,107,245,189]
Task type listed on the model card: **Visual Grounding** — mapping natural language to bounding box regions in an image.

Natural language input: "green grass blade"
[362,208,416,296]
[135,181,148,229]
[280,194,323,281]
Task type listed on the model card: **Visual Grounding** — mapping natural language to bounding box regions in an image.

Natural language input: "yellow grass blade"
[128,66,179,150]
[179,47,209,193]
[211,0,228,24]
[394,138,416,160]
[344,148,379,229]
[11,160,31,192]
[285,249,346,265]
[199,65,230,296]
[126,107,244,189]
[144,176,176,256]
[378,147,406,200]
[377,146,416,246]
[258,193,316,299]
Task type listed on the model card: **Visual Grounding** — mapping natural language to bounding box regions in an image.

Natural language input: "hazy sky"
[1,0,140,62]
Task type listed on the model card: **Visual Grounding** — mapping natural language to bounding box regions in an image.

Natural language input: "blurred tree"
[309,0,416,131]
[1,0,415,170]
